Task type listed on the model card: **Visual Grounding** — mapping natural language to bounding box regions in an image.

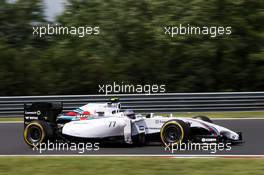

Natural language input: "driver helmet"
[124,110,136,119]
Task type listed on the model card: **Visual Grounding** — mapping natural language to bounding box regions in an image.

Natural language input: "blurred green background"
[0,0,263,95]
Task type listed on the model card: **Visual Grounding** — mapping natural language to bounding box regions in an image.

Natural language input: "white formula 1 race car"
[23,98,243,147]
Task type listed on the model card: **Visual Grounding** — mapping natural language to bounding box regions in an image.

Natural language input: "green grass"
[0,117,22,122]
[160,111,264,118]
[0,157,264,175]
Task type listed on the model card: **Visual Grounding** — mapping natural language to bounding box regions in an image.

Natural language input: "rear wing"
[24,102,63,127]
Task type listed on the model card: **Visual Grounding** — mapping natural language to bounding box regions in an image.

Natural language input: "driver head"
[124,110,136,119]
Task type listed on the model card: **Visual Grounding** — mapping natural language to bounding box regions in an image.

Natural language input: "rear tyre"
[23,121,53,147]
[160,120,190,145]
[193,116,213,123]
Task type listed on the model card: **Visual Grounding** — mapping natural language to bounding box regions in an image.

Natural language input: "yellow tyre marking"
[160,121,184,145]
[23,122,45,147]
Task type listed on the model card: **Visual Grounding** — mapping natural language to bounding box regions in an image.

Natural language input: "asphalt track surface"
[0,119,263,155]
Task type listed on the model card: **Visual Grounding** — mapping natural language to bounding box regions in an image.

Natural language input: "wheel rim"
[163,125,181,143]
[28,126,42,143]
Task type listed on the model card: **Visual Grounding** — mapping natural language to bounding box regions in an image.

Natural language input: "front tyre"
[160,120,190,145]
[23,121,52,147]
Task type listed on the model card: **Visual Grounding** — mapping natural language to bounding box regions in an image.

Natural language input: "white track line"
[211,118,264,120]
